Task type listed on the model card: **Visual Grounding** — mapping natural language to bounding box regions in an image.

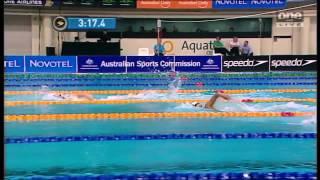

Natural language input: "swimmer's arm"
[83,94,94,100]
[87,96,94,100]
[86,94,94,100]
[205,92,231,109]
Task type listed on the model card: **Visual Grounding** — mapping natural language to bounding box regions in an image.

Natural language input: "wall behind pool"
[120,38,273,56]
[3,11,317,56]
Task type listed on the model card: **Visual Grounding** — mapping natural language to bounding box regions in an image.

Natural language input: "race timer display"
[53,16,116,31]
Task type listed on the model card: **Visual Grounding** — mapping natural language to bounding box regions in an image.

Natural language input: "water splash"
[103,91,166,100]
[167,71,182,98]
[100,71,183,101]
[257,102,315,112]
[214,99,259,112]
[301,115,317,125]
[213,99,316,112]
[39,85,50,95]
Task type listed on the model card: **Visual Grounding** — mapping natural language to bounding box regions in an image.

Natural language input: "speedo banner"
[223,56,269,72]
[25,56,77,73]
[5,56,25,73]
[78,56,126,73]
[174,56,222,72]
[126,56,175,72]
[270,55,317,71]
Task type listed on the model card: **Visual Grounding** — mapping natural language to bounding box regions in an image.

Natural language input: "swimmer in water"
[53,93,94,101]
[191,91,231,111]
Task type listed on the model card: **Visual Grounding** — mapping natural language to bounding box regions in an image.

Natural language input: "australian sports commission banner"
[77,56,221,73]
[78,56,126,73]
[4,55,317,73]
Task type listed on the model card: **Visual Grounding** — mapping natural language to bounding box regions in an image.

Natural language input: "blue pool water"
[4,72,317,178]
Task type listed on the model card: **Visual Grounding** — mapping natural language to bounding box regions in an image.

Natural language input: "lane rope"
[5,133,316,144]
[5,77,317,81]
[5,112,315,122]
[4,82,317,87]
[5,98,316,107]
[7,172,317,179]
[4,89,316,95]
[5,72,316,78]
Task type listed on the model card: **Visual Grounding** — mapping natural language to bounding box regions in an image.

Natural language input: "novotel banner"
[5,56,25,73]
[126,56,175,72]
[25,56,77,73]
[213,0,287,9]
[78,56,126,73]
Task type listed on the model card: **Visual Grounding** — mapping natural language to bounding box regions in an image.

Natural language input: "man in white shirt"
[229,36,240,56]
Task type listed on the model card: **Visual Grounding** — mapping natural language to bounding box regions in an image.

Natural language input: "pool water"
[4,72,317,178]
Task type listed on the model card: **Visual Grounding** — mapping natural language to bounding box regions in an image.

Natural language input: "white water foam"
[102,72,184,101]
[301,115,317,125]
[173,103,197,111]
[213,99,316,112]
[257,102,315,112]
[102,91,167,100]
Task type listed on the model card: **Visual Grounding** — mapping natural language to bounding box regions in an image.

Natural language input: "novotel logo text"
[5,60,21,68]
[29,60,73,68]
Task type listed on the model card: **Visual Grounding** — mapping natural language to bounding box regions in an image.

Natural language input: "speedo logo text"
[271,58,316,68]
[224,59,268,68]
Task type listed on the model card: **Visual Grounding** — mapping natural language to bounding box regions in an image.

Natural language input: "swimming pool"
[4,72,317,179]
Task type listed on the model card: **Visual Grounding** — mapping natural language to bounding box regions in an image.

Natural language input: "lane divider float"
[5,98,316,107]
[5,133,316,144]
[4,89,316,95]
[5,112,315,122]
[5,72,316,78]
[13,172,317,180]
[4,82,317,87]
[22,172,318,179]
[4,76,317,82]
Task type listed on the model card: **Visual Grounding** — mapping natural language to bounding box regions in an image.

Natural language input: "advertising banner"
[270,55,317,71]
[175,56,221,72]
[223,56,269,72]
[78,56,126,73]
[4,0,46,6]
[120,38,264,56]
[53,0,136,8]
[213,0,287,9]
[25,56,77,73]
[126,56,175,72]
[101,0,136,8]
[137,0,212,9]
[4,56,25,73]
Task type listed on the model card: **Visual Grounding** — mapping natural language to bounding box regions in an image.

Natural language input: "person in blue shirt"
[240,41,253,57]
[154,39,165,56]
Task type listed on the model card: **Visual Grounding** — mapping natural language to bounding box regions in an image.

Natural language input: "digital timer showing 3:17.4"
[67,17,117,30]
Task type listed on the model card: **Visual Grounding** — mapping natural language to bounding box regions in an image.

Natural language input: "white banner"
[120,38,270,56]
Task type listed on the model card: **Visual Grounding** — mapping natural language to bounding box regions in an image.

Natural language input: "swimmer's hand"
[216,91,231,101]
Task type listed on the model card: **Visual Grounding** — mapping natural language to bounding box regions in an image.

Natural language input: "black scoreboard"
[54,0,136,8]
